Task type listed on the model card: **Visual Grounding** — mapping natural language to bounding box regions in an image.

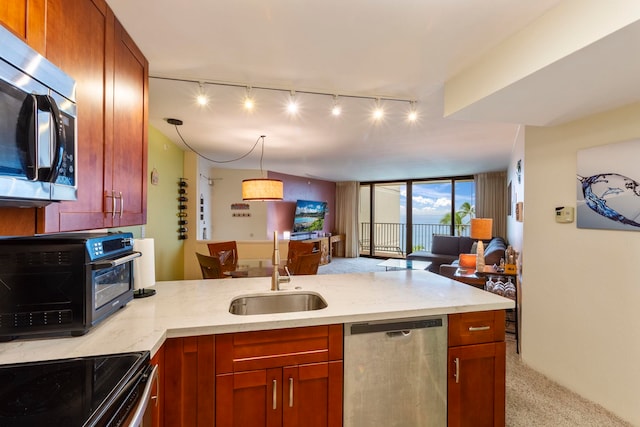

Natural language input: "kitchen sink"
[229,292,328,315]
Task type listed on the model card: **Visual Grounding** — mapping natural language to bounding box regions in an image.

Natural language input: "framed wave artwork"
[576,139,640,231]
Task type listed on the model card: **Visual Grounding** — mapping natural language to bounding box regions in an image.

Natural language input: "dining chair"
[195,252,226,279]
[286,240,315,270]
[207,241,238,273]
[289,252,322,275]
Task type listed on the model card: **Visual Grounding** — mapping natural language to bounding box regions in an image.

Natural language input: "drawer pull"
[272,379,277,410]
[468,325,490,332]
[289,377,294,407]
[454,357,460,383]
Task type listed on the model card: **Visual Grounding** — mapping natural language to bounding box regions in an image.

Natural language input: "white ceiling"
[105,0,640,182]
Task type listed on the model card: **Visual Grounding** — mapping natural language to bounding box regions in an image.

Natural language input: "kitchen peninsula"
[0,270,512,363]
[0,270,514,426]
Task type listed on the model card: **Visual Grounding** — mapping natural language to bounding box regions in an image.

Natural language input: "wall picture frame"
[577,139,640,231]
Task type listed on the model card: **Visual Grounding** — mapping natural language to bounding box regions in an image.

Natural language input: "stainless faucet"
[271,231,291,291]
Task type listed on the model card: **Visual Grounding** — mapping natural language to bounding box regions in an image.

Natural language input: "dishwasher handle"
[349,317,443,335]
[386,330,411,338]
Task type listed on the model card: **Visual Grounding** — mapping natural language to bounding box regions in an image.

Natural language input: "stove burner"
[0,352,148,426]
[0,369,72,416]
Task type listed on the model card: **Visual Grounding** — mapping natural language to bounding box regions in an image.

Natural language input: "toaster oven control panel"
[85,233,134,261]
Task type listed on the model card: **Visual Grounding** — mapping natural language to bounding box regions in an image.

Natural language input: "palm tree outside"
[440,202,475,235]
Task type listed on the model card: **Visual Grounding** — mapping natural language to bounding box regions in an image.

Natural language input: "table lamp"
[470,218,493,272]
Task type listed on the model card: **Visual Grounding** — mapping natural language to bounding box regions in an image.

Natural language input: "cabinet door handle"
[272,379,277,410]
[118,191,124,218]
[289,377,294,407]
[468,325,490,332]
[111,191,117,218]
[454,357,460,383]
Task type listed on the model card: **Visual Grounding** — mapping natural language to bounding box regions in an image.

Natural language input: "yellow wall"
[522,102,640,425]
[144,126,184,281]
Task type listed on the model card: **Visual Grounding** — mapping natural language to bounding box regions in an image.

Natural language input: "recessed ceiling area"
[106,0,640,182]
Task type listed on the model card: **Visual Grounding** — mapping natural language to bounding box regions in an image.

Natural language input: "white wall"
[506,126,525,255]
[521,102,640,425]
[209,167,268,241]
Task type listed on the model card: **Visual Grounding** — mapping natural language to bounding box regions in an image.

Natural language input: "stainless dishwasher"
[343,315,447,427]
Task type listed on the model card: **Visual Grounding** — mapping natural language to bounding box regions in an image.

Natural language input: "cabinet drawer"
[216,324,343,374]
[448,310,505,347]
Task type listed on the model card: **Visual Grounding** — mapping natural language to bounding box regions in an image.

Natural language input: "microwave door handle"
[91,251,141,270]
[16,94,38,180]
[35,94,66,182]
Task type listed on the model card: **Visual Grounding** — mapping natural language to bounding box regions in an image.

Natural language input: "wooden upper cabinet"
[0,0,46,52]
[38,0,110,233]
[35,0,148,233]
[105,17,148,228]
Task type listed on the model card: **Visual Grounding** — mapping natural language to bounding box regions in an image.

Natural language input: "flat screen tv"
[292,200,327,233]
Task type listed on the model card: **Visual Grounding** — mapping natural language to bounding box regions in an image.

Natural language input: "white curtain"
[475,171,507,239]
[335,181,360,257]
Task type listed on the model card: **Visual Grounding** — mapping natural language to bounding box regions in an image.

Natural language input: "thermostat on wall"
[555,206,574,223]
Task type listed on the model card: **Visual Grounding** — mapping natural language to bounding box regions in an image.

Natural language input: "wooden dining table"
[225,259,287,278]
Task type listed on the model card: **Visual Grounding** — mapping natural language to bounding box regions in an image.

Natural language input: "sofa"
[407,235,507,275]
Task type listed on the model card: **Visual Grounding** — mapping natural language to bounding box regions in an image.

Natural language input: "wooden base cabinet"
[163,336,215,427]
[448,311,506,427]
[215,325,343,427]
[150,346,165,427]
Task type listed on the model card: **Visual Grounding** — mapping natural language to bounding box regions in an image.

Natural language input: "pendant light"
[242,135,283,201]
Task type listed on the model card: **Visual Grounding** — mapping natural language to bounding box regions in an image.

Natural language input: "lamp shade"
[470,218,493,240]
[242,178,283,201]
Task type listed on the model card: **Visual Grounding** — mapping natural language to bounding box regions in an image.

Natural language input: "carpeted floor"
[320,257,633,426]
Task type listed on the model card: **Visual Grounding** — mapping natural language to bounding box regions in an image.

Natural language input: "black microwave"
[0,24,77,207]
[0,232,140,341]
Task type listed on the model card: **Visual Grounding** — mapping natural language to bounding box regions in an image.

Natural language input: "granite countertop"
[0,270,514,365]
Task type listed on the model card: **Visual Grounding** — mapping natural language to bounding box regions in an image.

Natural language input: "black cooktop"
[0,351,148,426]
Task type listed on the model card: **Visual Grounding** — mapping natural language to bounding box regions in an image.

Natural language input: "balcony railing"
[359,222,471,256]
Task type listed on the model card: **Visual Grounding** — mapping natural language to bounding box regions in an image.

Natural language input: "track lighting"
[155,76,419,124]
[196,82,208,106]
[287,90,298,114]
[331,95,341,116]
[244,86,254,110]
[408,101,418,122]
[373,98,384,120]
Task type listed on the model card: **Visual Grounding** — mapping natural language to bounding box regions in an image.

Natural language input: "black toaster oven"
[0,232,140,341]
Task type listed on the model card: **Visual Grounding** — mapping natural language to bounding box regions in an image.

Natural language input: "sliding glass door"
[410,179,475,254]
[359,177,474,258]
[359,183,406,257]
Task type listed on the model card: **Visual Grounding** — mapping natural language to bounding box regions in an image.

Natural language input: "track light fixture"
[196,82,208,106]
[373,98,384,120]
[153,76,417,123]
[331,95,341,116]
[244,86,254,110]
[287,90,298,114]
[408,101,418,122]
